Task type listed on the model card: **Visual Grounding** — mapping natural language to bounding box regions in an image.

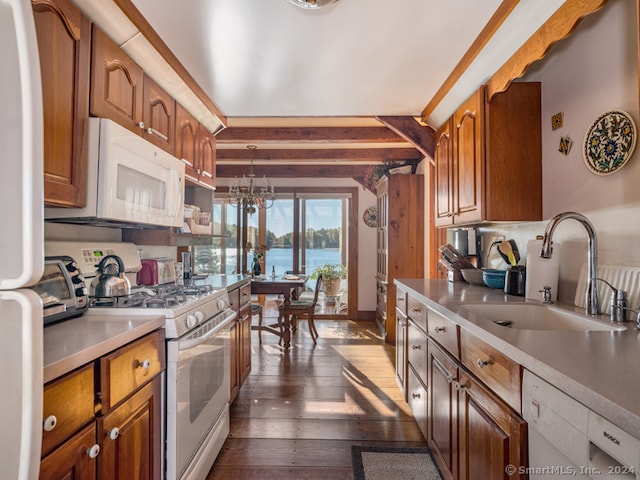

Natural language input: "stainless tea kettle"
[91,255,131,297]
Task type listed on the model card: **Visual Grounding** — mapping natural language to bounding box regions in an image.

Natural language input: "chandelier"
[228,145,275,215]
[285,0,339,9]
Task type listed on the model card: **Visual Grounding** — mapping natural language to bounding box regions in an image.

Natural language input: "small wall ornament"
[582,110,636,175]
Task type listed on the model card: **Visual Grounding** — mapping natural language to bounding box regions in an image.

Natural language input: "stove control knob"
[217,299,227,310]
[186,314,197,329]
[195,311,205,323]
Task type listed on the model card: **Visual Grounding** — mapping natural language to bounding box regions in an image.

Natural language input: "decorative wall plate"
[362,206,377,228]
[583,110,636,175]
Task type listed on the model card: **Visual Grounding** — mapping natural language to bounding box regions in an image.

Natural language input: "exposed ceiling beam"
[375,116,436,164]
[217,164,382,178]
[216,126,407,144]
[216,147,422,163]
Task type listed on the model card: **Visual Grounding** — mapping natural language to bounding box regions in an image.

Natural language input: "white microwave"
[45,118,185,228]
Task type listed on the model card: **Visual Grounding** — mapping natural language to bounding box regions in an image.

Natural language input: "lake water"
[260,247,342,276]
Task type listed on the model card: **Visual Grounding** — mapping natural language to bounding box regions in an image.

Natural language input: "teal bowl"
[482,269,507,289]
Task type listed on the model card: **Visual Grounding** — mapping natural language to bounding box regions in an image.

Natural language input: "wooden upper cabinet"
[90,25,144,134]
[436,82,541,227]
[175,103,200,180]
[176,103,216,190]
[142,74,175,153]
[196,125,217,190]
[434,119,454,226]
[33,0,90,208]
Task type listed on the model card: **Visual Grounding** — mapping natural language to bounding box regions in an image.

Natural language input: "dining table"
[251,274,307,349]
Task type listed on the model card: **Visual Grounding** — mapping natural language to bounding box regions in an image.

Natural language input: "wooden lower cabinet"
[40,423,97,480]
[229,281,252,403]
[40,330,165,480]
[97,377,162,480]
[427,338,527,480]
[457,370,527,480]
[407,364,428,440]
[428,339,458,480]
[395,309,407,397]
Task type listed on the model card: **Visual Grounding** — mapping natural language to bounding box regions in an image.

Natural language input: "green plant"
[309,263,347,281]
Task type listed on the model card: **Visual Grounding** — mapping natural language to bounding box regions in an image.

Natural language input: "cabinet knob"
[137,359,151,370]
[476,358,491,369]
[86,444,101,459]
[107,427,120,440]
[411,392,421,399]
[434,326,446,333]
[43,415,57,432]
[138,121,145,130]
[411,344,421,351]
[411,307,421,313]
[454,381,465,392]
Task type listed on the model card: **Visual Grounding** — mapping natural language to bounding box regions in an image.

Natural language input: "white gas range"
[45,241,236,480]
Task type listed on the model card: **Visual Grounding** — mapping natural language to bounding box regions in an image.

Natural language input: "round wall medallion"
[363,206,377,228]
[583,110,636,175]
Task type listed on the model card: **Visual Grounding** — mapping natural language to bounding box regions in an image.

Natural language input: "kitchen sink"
[459,303,627,332]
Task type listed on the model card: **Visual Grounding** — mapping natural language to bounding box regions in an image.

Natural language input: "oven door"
[166,309,235,479]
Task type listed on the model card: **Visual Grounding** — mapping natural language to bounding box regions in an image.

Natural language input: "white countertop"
[43,311,165,383]
[395,278,640,440]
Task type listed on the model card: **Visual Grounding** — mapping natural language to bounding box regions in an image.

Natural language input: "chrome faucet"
[540,212,599,315]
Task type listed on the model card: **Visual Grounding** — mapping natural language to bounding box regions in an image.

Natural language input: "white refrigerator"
[0,0,45,478]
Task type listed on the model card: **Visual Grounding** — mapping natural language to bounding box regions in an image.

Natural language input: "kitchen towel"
[525,240,561,302]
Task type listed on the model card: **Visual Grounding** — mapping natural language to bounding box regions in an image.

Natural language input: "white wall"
[480,0,640,303]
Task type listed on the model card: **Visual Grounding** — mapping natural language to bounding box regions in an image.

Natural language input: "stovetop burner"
[89,283,217,309]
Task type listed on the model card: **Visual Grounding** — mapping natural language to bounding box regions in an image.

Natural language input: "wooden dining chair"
[278,274,322,344]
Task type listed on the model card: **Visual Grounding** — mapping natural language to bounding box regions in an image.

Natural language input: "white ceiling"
[131,0,504,120]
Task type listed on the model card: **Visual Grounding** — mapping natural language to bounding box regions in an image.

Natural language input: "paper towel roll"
[525,240,561,302]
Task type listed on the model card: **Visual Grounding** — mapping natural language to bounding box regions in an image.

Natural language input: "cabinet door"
[239,304,252,385]
[454,89,483,224]
[33,0,90,208]
[90,25,144,134]
[395,310,407,398]
[457,370,527,480]
[142,74,175,153]
[428,340,458,480]
[39,423,97,480]
[407,364,427,440]
[434,118,454,226]
[229,319,240,403]
[97,377,162,480]
[175,103,200,183]
[196,126,216,190]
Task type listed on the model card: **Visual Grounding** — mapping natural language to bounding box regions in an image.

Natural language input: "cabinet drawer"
[407,364,427,440]
[407,295,427,332]
[42,363,95,457]
[239,282,252,308]
[395,286,407,316]
[40,422,97,480]
[100,330,165,412]
[427,308,459,359]
[228,287,240,312]
[407,320,428,384]
[460,329,521,411]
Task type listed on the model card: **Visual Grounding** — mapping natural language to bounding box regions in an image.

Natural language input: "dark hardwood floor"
[207,307,426,479]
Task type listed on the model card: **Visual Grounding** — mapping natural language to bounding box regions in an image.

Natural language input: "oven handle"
[178,310,237,351]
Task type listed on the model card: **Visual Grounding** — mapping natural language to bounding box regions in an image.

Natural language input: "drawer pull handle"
[87,444,101,459]
[397,297,405,303]
[412,392,421,399]
[476,358,491,369]
[434,326,446,333]
[411,307,421,313]
[43,415,57,432]
[137,359,151,370]
[454,381,466,392]
[107,427,120,440]
[411,344,421,350]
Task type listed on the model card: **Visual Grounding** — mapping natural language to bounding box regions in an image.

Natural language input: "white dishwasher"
[523,370,640,479]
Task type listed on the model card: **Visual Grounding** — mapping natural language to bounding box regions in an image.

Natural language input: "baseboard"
[357,310,376,321]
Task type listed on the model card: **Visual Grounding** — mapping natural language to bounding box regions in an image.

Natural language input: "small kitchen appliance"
[137,257,177,286]
[31,256,88,325]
